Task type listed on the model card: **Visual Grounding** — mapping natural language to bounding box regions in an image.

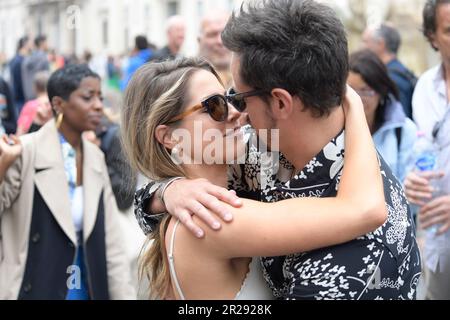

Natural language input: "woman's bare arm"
[180,87,387,258]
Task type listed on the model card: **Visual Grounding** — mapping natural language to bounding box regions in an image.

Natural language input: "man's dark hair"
[423,0,450,50]
[135,35,149,51]
[34,35,47,48]
[48,64,100,106]
[375,24,401,55]
[349,49,399,131]
[17,36,29,52]
[222,0,349,117]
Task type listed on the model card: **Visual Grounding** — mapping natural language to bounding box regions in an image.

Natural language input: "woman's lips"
[89,115,102,125]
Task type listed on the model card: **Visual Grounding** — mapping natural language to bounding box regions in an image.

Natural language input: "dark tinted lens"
[226,89,246,112]
[205,95,228,122]
[230,96,246,112]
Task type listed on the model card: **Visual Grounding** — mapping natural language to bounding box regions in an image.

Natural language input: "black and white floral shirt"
[134,130,422,300]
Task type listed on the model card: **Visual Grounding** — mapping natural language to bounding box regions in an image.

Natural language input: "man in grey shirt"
[22,35,49,102]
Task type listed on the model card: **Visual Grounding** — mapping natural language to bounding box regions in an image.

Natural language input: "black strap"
[389,67,418,88]
[395,127,402,151]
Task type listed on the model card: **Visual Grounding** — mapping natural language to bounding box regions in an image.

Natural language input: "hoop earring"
[56,113,64,129]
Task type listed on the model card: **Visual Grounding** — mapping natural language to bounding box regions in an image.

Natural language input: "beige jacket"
[0,120,136,299]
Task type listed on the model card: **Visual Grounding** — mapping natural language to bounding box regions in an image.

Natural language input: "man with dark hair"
[134,0,421,300]
[22,35,50,102]
[363,24,417,120]
[0,76,17,134]
[404,0,450,300]
[9,36,32,112]
[120,35,153,91]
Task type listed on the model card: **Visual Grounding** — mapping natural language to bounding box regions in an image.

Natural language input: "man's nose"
[227,103,241,122]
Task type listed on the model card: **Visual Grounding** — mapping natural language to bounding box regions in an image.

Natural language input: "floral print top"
[134,130,421,300]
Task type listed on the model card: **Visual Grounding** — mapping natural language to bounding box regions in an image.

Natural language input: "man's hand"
[420,195,450,235]
[404,171,444,206]
[163,178,243,238]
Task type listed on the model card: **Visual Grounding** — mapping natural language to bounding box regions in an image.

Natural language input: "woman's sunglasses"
[168,89,267,124]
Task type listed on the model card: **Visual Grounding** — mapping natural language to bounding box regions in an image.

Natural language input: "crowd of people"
[1,0,450,300]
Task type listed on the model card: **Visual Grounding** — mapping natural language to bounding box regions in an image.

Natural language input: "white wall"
[0,0,28,58]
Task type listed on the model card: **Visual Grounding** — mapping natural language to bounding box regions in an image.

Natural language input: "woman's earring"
[171,145,183,165]
[56,113,64,129]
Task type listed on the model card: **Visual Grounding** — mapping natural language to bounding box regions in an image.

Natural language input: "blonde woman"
[121,57,387,300]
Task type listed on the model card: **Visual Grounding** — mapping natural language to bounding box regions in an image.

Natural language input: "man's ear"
[269,88,294,120]
[429,33,439,50]
[155,125,177,150]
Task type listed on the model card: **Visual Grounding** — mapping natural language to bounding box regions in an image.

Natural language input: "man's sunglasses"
[168,89,267,124]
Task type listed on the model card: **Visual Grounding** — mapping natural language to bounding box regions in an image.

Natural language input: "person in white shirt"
[404,0,450,300]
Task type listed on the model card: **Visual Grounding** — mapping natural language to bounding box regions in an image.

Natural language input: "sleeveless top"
[168,220,274,300]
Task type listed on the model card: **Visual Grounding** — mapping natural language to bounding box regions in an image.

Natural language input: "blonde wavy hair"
[121,57,222,299]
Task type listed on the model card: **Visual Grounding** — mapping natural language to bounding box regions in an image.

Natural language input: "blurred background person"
[106,55,121,92]
[0,75,17,135]
[16,71,52,136]
[348,49,417,183]
[120,36,154,91]
[197,10,232,87]
[363,23,417,120]
[84,108,143,293]
[9,36,32,113]
[22,35,50,102]
[404,0,450,300]
[151,15,185,62]
[0,64,135,300]
[48,49,65,72]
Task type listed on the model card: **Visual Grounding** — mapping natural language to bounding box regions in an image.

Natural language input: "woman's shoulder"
[164,215,230,260]
[18,130,37,155]
[165,218,203,253]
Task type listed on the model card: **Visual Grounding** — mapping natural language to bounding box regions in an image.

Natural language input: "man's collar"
[433,64,447,99]
[280,129,345,189]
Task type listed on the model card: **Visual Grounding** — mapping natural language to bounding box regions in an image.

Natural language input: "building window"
[124,28,129,51]
[197,1,204,17]
[167,1,178,17]
[144,4,151,32]
[102,19,109,47]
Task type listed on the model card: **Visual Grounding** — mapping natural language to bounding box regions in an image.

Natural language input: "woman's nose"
[93,96,103,111]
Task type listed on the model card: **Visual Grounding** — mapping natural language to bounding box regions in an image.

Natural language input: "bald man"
[152,15,186,62]
[198,11,232,86]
